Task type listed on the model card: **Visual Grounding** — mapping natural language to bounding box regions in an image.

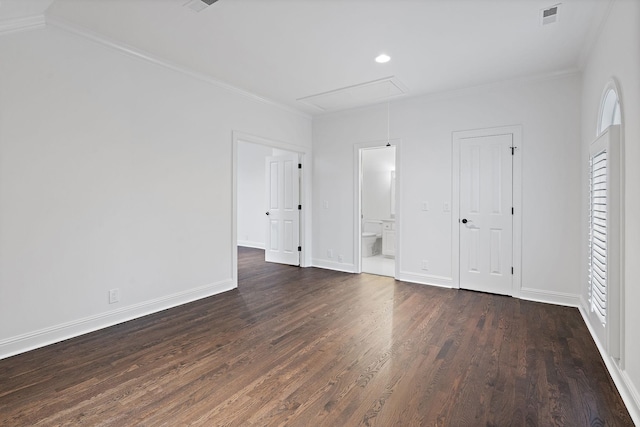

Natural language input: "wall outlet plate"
[109,288,120,304]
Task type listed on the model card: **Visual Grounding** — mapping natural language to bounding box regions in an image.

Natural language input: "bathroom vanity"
[381,219,395,257]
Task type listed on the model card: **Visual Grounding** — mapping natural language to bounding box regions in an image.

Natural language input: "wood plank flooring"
[0,247,633,426]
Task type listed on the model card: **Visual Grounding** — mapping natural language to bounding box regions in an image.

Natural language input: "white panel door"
[459,134,513,295]
[265,154,300,266]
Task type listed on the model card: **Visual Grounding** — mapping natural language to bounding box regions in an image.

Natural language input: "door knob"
[265,212,270,216]
[461,218,468,224]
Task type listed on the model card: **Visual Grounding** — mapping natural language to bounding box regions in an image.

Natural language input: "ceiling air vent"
[186,0,218,13]
[541,4,560,25]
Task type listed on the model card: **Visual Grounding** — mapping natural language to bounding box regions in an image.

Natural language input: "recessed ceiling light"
[375,54,391,64]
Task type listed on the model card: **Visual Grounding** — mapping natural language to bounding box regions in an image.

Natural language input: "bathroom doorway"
[357,144,397,277]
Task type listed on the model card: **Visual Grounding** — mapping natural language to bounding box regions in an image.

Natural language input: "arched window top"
[598,81,622,135]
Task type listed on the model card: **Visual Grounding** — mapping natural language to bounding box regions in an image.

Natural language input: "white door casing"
[265,154,300,266]
[455,129,518,296]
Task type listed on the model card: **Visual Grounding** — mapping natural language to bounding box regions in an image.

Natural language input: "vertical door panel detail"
[470,146,481,214]
[269,162,279,209]
[468,228,480,273]
[284,160,294,210]
[491,145,502,215]
[270,220,279,250]
[283,220,294,253]
[489,229,502,275]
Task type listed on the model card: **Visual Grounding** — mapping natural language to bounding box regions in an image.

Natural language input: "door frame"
[353,138,402,276]
[451,125,522,296]
[232,131,311,287]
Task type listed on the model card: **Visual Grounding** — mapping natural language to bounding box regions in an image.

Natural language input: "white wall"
[0,25,311,358]
[237,141,272,248]
[313,73,582,298]
[580,0,640,422]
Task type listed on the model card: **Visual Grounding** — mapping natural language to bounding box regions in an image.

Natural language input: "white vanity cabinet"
[382,219,395,257]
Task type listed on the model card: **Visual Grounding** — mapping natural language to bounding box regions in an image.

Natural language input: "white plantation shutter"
[589,149,608,325]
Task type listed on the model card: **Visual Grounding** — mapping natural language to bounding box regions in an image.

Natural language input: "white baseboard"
[311,259,356,274]
[396,271,453,288]
[578,306,640,425]
[519,287,581,307]
[237,240,265,249]
[0,279,236,360]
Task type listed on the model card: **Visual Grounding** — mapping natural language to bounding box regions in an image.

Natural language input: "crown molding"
[0,15,45,35]
[44,15,312,121]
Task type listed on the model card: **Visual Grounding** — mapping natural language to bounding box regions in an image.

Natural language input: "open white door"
[265,154,300,266]
[459,134,513,295]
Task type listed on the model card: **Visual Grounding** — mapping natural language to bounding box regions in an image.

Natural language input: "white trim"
[237,240,265,250]
[594,80,626,369]
[451,125,523,296]
[579,306,640,426]
[353,138,402,278]
[0,279,234,361]
[519,287,581,307]
[597,79,624,137]
[44,16,311,120]
[311,259,356,274]
[232,131,312,287]
[396,271,453,288]
[0,15,45,35]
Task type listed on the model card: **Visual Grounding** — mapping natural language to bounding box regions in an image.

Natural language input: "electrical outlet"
[421,260,429,271]
[422,201,429,211]
[443,202,450,212]
[109,288,120,304]
[323,200,329,209]
[327,249,333,259]
[338,254,343,263]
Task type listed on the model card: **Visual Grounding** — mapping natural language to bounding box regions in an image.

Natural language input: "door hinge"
[512,207,514,215]
[510,146,517,155]
[511,267,514,275]
[298,204,302,210]
[297,246,302,252]
[298,163,302,169]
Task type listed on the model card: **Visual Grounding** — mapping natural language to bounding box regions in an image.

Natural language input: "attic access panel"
[297,77,407,112]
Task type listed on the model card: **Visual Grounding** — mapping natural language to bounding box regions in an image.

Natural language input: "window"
[589,147,608,324]
[586,78,623,360]
[598,88,621,135]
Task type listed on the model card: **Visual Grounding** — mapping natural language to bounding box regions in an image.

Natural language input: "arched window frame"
[597,79,623,136]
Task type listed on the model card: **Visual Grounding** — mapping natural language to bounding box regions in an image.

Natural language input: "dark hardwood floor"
[0,247,633,426]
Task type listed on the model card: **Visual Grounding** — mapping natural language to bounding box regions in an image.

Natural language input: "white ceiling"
[4,0,611,115]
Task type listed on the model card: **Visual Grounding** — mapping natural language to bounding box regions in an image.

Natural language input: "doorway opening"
[355,143,398,277]
[232,132,309,287]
